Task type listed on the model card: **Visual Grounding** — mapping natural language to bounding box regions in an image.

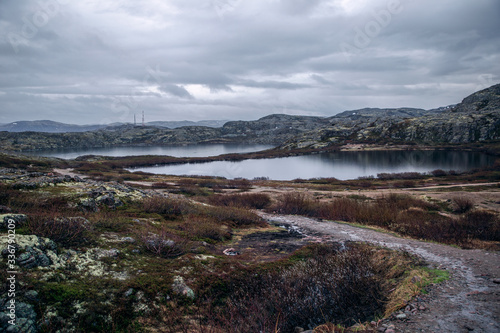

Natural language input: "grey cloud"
[159,84,194,100]
[0,0,499,124]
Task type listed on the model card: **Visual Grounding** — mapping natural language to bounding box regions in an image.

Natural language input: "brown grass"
[207,193,271,209]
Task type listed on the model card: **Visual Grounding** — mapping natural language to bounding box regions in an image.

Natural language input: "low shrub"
[460,210,500,241]
[138,226,187,258]
[210,244,382,332]
[451,196,474,214]
[142,196,191,217]
[27,215,94,247]
[180,216,232,242]
[208,193,271,209]
[273,192,318,216]
[200,205,266,228]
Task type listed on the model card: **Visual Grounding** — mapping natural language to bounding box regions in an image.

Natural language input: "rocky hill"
[281,84,500,149]
[0,84,499,152]
[147,120,228,128]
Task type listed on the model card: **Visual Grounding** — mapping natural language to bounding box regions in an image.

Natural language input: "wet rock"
[172,276,195,299]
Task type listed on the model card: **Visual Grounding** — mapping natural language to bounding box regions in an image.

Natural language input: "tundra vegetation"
[0,151,498,332]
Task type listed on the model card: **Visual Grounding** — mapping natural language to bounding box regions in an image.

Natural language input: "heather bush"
[273,192,318,216]
[27,215,94,247]
[211,245,382,332]
[208,193,271,209]
[451,196,474,214]
[142,196,191,217]
[460,210,500,241]
[200,205,266,228]
[138,226,187,258]
[181,216,232,242]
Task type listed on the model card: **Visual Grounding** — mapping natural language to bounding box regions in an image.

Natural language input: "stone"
[396,313,407,320]
[79,198,99,212]
[0,214,28,229]
[121,237,136,243]
[492,278,500,284]
[17,252,37,268]
[172,276,195,299]
[222,248,240,256]
[124,288,134,297]
[35,253,51,267]
[24,290,39,303]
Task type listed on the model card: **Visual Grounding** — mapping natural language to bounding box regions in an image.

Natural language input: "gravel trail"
[258,212,500,333]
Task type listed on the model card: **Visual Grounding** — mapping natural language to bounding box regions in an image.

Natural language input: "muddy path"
[257,212,500,333]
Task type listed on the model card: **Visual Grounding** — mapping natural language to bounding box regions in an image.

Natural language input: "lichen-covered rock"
[172,276,195,299]
[0,214,27,229]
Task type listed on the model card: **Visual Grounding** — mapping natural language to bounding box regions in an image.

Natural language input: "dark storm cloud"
[0,0,499,124]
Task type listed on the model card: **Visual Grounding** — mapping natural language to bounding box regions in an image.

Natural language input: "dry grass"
[207,193,271,209]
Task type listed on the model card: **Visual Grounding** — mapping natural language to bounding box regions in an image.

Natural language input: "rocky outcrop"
[220,114,330,145]
[282,84,500,149]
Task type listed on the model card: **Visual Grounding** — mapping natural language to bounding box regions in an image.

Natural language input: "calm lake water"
[129,150,496,180]
[24,144,274,159]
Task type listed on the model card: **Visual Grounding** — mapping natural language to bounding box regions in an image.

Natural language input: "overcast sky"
[1,0,499,125]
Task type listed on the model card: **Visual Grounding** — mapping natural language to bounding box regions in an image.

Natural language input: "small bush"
[201,206,266,228]
[142,196,191,217]
[138,226,187,258]
[208,193,271,209]
[451,196,474,214]
[273,193,318,216]
[27,215,94,247]
[460,210,500,241]
[181,216,232,242]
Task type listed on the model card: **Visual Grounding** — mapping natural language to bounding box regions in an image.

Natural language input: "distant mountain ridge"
[0,120,107,133]
[0,119,229,133]
[0,84,498,152]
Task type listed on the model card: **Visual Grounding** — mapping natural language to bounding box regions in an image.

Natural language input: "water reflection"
[130,150,495,180]
[23,144,274,159]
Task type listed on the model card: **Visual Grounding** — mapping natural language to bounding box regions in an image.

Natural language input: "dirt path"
[258,212,500,333]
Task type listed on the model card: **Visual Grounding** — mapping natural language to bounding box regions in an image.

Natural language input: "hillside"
[281,84,500,149]
[0,120,107,133]
[0,84,499,152]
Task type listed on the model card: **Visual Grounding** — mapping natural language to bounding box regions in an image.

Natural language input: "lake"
[129,150,496,180]
[23,143,274,159]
